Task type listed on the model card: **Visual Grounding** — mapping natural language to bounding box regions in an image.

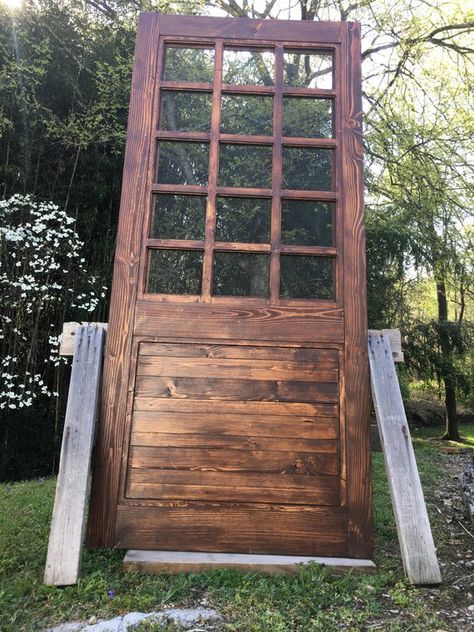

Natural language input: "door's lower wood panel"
[114,504,348,555]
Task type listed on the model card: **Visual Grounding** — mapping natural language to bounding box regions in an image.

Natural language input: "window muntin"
[148,41,338,301]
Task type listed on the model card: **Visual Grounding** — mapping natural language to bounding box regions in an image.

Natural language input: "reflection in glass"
[216,197,271,243]
[218,144,272,188]
[283,50,333,89]
[151,194,206,240]
[282,97,333,138]
[282,147,333,191]
[281,200,333,247]
[163,46,214,83]
[223,48,274,86]
[160,91,212,132]
[280,255,334,300]
[156,141,209,186]
[147,249,203,294]
[220,95,273,136]
[213,252,269,297]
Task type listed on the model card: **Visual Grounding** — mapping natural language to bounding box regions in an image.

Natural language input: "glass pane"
[147,249,202,294]
[281,200,334,247]
[282,97,333,138]
[163,46,214,83]
[280,255,334,300]
[160,91,212,132]
[213,252,269,297]
[156,141,209,186]
[220,94,273,136]
[219,144,272,188]
[282,147,333,191]
[151,194,206,240]
[283,50,333,89]
[223,48,274,86]
[216,197,271,243]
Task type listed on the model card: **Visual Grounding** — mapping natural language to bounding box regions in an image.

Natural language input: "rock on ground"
[45,607,220,632]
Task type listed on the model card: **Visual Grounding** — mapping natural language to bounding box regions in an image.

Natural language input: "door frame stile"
[340,21,372,558]
[87,13,162,547]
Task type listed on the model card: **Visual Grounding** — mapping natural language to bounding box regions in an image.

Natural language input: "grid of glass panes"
[148,41,336,300]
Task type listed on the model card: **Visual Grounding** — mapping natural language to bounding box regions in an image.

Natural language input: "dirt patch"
[418,451,474,631]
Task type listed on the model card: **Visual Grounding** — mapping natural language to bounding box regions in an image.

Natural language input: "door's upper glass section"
[148,42,337,300]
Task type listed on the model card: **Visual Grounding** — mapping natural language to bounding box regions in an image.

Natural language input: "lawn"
[1,424,473,632]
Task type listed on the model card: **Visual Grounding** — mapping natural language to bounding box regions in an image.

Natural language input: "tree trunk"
[436,280,460,441]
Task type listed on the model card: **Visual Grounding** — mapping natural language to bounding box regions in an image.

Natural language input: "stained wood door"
[87,13,372,559]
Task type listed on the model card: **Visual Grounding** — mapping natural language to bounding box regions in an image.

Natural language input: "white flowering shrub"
[0,194,106,410]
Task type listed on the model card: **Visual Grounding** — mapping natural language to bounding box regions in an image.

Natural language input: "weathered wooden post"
[44,325,106,586]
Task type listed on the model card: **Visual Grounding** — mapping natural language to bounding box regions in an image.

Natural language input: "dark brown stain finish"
[87,13,371,559]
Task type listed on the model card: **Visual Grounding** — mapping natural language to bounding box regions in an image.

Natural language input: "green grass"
[2,425,472,631]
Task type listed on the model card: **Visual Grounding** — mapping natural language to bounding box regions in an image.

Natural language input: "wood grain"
[136,356,338,382]
[369,333,441,584]
[132,398,338,417]
[135,376,339,403]
[138,342,339,364]
[158,14,342,43]
[134,302,344,342]
[87,13,162,547]
[89,13,372,560]
[115,504,348,555]
[127,473,339,505]
[132,410,338,439]
[44,326,105,585]
[130,431,337,451]
[340,22,372,559]
[123,550,376,575]
[128,445,338,474]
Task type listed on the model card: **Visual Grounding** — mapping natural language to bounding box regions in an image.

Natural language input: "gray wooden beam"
[123,550,376,575]
[368,332,441,585]
[44,325,106,586]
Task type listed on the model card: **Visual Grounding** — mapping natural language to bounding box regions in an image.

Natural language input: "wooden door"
[87,13,372,559]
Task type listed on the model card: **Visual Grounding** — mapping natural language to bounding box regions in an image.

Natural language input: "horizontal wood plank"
[115,504,348,555]
[127,471,339,505]
[123,550,376,575]
[131,431,337,452]
[135,376,339,402]
[133,397,338,417]
[134,302,344,343]
[132,411,338,439]
[136,356,338,382]
[138,342,339,364]
[159,14,342,43]
[128,446,338,475]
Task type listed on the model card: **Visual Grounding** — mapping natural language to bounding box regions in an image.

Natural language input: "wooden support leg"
[44,325,106,586]
[368,332,441,585]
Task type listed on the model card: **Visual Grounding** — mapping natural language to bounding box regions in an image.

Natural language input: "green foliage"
[405,319,474,405]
